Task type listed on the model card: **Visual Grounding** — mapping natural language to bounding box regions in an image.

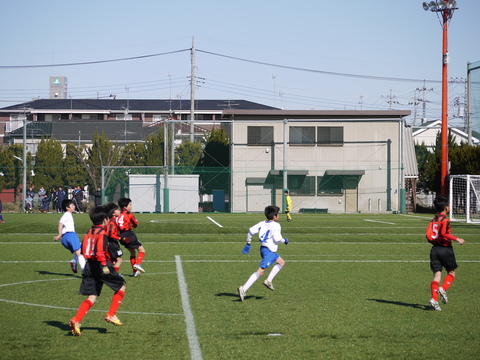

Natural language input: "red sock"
[74,299,94,323]
[114,266,120,273]
[130,256,136,270]
[136,252,145,265]
[442,274,455,291]
[431,281,439,301]
[107,290,125,317]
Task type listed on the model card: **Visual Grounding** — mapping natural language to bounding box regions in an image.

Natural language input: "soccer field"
[0,212,479,359]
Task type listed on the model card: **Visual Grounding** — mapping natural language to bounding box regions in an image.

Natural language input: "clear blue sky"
[1,0,479,126]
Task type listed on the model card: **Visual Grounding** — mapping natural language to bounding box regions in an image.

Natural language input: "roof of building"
[0,99,276,113]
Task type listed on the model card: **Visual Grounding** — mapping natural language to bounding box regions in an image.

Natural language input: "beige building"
[222,110,416,213]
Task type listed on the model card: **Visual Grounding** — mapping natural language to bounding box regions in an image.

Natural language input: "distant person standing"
[38,186,46,210]
[56,186,65,212]
[284,190,292,222]
[0,199,5,223]
[94,187,102,206]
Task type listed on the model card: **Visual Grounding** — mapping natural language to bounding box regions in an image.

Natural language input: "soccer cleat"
[105,314,123,326]
[133,264,145,274]
[133,270,141,277]
[429,299,441,311]
[237,286,246,301]
[70,260,78,273]
[263,280,275,291]
[438,287,448,304]
[69,318,81,336]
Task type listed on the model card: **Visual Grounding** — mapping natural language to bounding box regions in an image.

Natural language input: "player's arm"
[53,222,63,241]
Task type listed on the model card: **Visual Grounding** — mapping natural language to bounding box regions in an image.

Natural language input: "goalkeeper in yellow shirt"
[284,190,292,222]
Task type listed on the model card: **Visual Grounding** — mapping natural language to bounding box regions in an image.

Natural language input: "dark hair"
[264,205,280,220]
[61,199,74,211]
[434,196,449,213]
[89,205,108,225]
[118,197,132,210]
[284,190,289,194]
[105,202,119,218]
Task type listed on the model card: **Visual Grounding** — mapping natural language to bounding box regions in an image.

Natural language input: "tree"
[195,128,230,194]
[34,137,64,192]
[176,141,202,174]
[63,142,87,189]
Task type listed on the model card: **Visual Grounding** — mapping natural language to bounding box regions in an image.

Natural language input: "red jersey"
[426,214,458,246]
[116,210,138,232]
[106,218,121,240]
[82,225,109,266]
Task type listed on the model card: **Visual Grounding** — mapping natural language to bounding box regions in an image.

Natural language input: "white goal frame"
[449,175,480,223]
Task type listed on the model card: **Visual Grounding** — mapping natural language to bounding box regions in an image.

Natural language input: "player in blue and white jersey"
[237,205,289,301]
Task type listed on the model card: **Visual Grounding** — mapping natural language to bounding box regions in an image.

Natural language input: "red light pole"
[422,1,457,196]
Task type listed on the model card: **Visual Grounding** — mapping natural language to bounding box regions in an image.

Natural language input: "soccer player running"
[105,202,124,273]
[69,206,126,336]
[53,199,85,273]
[237,205,289,301]
[116,198,146,276]
[426,196,465,311]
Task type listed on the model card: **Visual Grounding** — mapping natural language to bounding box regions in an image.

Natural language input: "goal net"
[450,175,480,223]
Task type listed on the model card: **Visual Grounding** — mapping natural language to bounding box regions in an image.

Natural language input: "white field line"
[175,255,203,360]
[206,216,223,228]
[364,219,396,225]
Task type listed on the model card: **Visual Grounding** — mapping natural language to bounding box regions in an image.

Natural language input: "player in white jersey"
[237,205,289,301]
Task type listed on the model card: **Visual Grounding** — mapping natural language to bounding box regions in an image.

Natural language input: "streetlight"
[422,0,458,196]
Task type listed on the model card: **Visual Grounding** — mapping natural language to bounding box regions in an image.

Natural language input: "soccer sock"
[107,290,125,317]
[78,255,86,271]
[74,299,94,322]
[244,272,260,292]
[267,264,283,282]
[130,256,136,270]
[431,281,440,301]
[442,274,455,291]
[136,251,145,265]
[114,266,120,273]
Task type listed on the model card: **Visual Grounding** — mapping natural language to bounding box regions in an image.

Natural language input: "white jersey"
[59,211,75,235]
[248,220,284,252]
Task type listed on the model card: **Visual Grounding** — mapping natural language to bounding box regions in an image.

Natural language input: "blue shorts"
[259,246,279,269]
[61,232,81,253]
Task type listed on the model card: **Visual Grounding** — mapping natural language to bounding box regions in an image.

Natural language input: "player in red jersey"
[117,197,146,276]
[426,196,465,311]
[69,206,126,336]
[105,202,124,273]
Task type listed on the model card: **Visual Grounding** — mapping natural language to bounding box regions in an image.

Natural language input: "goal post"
[449,175,480,223]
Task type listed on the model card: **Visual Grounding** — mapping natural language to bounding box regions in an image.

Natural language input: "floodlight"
[438,1,447,10]
[447,0,457,9]
[423,2,429,10]
[429,1,437,10]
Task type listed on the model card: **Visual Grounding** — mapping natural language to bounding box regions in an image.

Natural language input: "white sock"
[77,255,86,271]
[267,264,283,282]
[244,272,260,291]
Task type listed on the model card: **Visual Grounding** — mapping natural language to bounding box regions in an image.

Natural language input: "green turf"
[0,212,479,359]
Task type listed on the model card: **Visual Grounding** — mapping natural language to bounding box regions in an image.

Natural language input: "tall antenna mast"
[190,37,195,142]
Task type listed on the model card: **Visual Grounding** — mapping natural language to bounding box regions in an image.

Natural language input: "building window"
[289,126,315,145]
[116,114,133,121]
[317,176,343,195]
[247,126,274,145]
[317,126,343,145]
[293,176,316,195]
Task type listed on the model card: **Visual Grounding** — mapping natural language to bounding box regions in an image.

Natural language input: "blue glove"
[284,238,289,245]
[242,243,251,254]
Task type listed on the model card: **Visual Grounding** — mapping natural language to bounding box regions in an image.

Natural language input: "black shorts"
[119,231,142,250]
[430,245,458,273]
[108,239,123,261]
[79,260,125,296]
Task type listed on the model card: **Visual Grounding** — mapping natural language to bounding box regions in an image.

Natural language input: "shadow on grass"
[367,299,431,311]
[45,321,108,336]
[215,292,265,302]
[37,270,81,278]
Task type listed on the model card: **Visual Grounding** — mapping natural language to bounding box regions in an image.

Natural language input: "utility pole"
[190,37,195,143]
